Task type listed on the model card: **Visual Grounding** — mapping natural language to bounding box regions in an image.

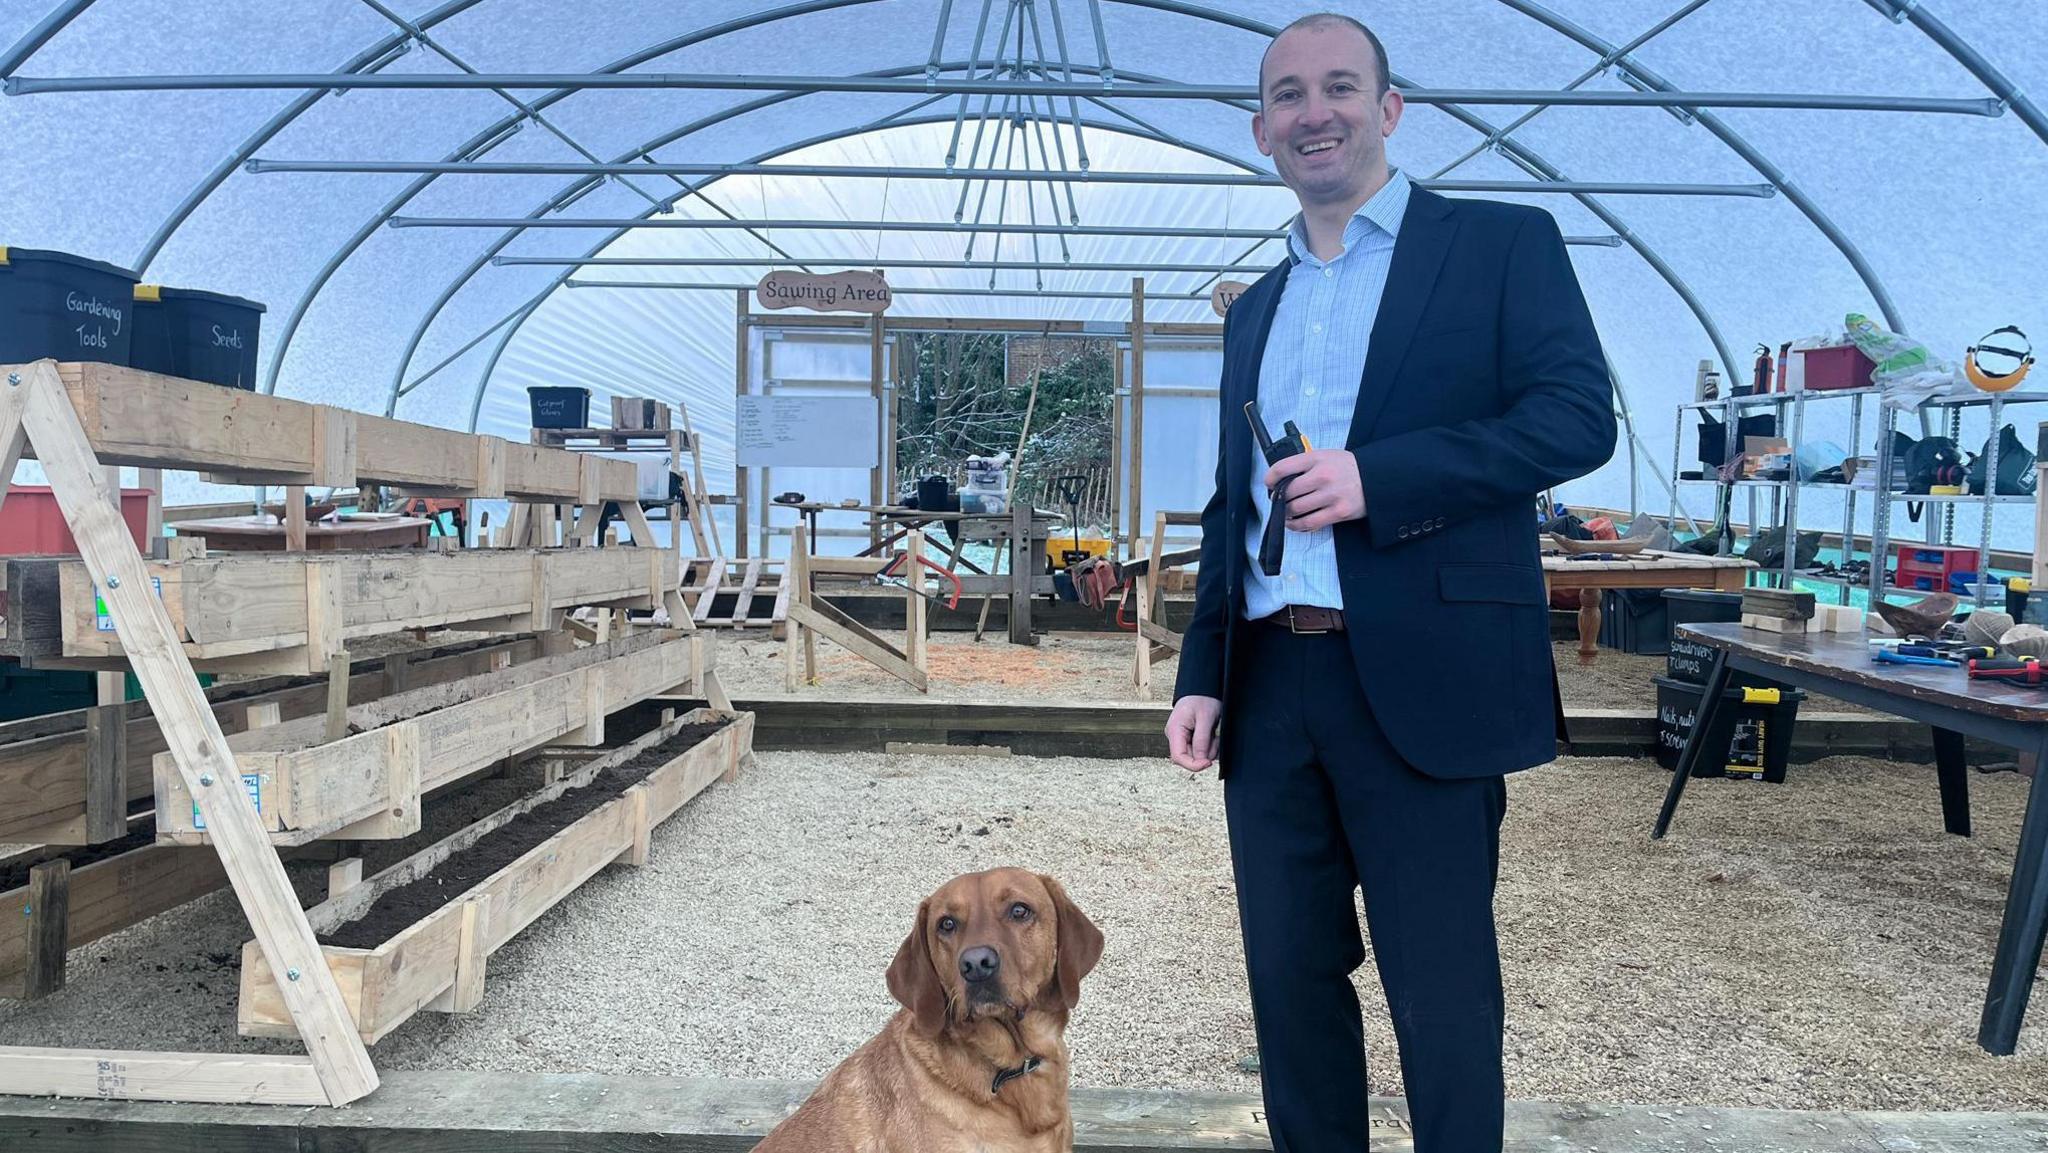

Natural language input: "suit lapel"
[1225,259,1292,517]
[1347,189,1459,448]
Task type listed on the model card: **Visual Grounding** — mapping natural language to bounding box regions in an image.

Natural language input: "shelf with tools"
[1669,378,2047,609]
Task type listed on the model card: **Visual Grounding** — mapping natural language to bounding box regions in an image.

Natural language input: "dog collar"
[990,1055,1042,1095]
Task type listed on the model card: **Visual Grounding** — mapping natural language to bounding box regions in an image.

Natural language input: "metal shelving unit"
[1670,385,2046,608]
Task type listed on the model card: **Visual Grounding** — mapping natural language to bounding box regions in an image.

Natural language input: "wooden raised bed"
[19,362,636,501]
[21,547,675,674]
[238,709,753,1043]
[152,632,710,845]
[0,635,546,846]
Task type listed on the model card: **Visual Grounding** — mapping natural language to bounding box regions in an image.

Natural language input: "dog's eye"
[937,915,957,934]
[1009,903,1032,921]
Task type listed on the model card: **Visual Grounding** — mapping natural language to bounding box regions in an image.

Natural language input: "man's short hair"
[1259,13,1391,102]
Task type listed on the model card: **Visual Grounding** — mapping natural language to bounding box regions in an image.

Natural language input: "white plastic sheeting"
[4,0,2046,547]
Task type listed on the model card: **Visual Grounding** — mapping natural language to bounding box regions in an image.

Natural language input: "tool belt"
[1256,605,1347,633]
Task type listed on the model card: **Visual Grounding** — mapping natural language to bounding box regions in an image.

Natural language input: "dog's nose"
[959,946,1000,984]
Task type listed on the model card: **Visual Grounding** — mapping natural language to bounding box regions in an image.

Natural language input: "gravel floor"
[714,627,1880,716]
[5,748,2043,1112]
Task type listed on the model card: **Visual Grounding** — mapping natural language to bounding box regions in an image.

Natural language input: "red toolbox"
[1890,543,1979,592]
[0,485,151,556]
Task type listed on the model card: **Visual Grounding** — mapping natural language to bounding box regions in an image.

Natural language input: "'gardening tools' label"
[191,774,262,830]
[93,577,164,631]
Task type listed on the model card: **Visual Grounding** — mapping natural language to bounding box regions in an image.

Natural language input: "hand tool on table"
[1969,657,2048,685]
[1245,400,1309,578]
[1875,648,1961,668]
[1899,643,1996,661]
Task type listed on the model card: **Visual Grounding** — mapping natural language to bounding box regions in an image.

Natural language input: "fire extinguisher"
[1751,344,1774,396]
[1776,341,1793,393]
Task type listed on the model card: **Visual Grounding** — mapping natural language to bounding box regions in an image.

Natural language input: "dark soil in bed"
[0,822,157,893]
[317,720,725,949]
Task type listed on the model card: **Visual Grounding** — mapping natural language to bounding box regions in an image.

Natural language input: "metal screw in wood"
[287,968,301,981]
[199,774,214,786]
[6,373,18,386]
[106,575,121,589]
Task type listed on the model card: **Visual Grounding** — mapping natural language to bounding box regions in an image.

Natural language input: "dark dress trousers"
[1174,188,1616,1152]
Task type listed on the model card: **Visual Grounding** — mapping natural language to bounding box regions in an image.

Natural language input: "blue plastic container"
[0,246,139,366]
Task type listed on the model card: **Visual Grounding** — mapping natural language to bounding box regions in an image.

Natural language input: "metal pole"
[385,215,1705,237]
[491,245,1624,272]
[1863,0,2048,149]
[0,0,98,76]
[1,71,2005,115]
[242,158,1776,196]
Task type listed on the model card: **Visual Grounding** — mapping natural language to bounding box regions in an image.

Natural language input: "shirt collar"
[1286,167,1411,266]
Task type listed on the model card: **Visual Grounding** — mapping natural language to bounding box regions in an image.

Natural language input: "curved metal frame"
[11,0,2035,435]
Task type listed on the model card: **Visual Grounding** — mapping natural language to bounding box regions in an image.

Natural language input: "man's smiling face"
[1253,21,1403,208]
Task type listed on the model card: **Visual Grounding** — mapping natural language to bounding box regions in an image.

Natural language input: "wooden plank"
[22,860,70,999]
[905,530,928,674]
[0,1047,330,1106]
[43,363,315,476]
[83,703,129,843]
[422,896,488,1015]
[14,359,376,1104]
[353,415,478,491]
[1009,499,1035,646]
[731,558,765,625]
[693,557,729,625]
[283,487,307,552]
[311,408,357,488]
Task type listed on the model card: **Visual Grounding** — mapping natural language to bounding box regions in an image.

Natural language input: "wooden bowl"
[1545,534,1649,556]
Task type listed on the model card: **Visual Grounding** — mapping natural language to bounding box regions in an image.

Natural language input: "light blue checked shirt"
[1243,168,1412,621]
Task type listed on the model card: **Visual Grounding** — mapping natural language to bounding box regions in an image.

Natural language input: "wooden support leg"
[617,790,652,867]
[703,668,735,713]
[14,360,377,1102]
[324,653,350,744]
[0,369,25,513]
[1653,647,1733,839]
[327,858,363,900]
[906,529,928,676]
[84,703,130,844]
[1578,588,1601,658]
[23,860,71,1001]
[1133,574,1153,700]
[284,486,308,552]
[425,897,488,1015]
[1978,732,2048,1054]
[1933,726,1973,837]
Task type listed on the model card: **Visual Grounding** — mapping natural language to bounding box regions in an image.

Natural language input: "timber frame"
[0,359,735,1107]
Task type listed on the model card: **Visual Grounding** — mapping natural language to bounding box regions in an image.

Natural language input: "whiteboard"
[736,394,879,468]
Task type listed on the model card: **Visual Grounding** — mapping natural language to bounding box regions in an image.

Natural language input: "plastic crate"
[1599,588,1671,655]
[1891,544,1979,592]
[0,486,151,556]
[527,386,591,429]
[1653,674,1806,782]
[0,245,139,366]
[130,284,266,390]
[0,660,96,723]
[1663,589,1746,683]
[1798,344,1877,391]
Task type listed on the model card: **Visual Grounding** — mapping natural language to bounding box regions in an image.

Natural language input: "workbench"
[1655,622,2048,1054]
[1542,549,1755,657]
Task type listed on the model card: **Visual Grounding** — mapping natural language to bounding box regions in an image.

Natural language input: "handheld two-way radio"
[1245,400,1309,578]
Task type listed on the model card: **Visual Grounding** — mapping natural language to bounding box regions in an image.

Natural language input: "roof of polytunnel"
[5,0,2048,516]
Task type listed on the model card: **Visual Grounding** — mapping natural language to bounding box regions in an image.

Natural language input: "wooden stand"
[783,523,930,692]
[0,359,376,1105]
[1131,512,1202,699]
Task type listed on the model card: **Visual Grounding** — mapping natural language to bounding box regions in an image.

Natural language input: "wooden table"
[1542,548,1755,657]
[1657,622,2048,1054]
[167,515,432,552]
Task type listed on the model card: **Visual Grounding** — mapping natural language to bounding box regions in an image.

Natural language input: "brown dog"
[754,868,1105,1152]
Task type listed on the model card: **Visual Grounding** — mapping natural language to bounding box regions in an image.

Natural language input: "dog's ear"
[886,898,948,1035]
[1039,875,1104,1012]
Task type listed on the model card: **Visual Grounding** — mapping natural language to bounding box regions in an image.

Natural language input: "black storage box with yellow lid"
[0,246,139,366]
[1652,673,1805,782]
[129,284,266,390]
[1664,589,1747,683]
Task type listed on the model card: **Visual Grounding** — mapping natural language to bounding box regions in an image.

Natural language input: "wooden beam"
[0,1048,331,1107]
[1009,500,1035,647]
[22,860,70,1000]
[735,289,751,559]
[12,359,376,1103]
[1129,276,1146,558]
[787,599,926,692]
[82,703,128,843]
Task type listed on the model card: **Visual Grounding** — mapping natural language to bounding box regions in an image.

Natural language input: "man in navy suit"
[1164,14,1616,1152]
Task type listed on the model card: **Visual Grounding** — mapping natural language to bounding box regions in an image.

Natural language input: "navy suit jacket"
[1173,187,1617,780]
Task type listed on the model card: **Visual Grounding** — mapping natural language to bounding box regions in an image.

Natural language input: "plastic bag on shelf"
[1844,312,1967,410]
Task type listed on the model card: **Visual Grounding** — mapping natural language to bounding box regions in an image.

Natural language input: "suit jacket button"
[1398,526,1410,540]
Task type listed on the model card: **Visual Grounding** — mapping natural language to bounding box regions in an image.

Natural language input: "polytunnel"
[8,0,2047,573]
[13,1,2048,1138]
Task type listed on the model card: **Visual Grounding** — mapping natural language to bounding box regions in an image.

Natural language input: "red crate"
[1890,544,1978,592]
[1799,345,1877,391]
[0,486,151,556]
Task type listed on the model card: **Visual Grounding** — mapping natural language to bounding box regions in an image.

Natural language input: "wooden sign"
[755,269,892,315]
[1210,281,1251,317]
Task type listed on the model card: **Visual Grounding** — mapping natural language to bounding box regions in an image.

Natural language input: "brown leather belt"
[1257,605,1347,633]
